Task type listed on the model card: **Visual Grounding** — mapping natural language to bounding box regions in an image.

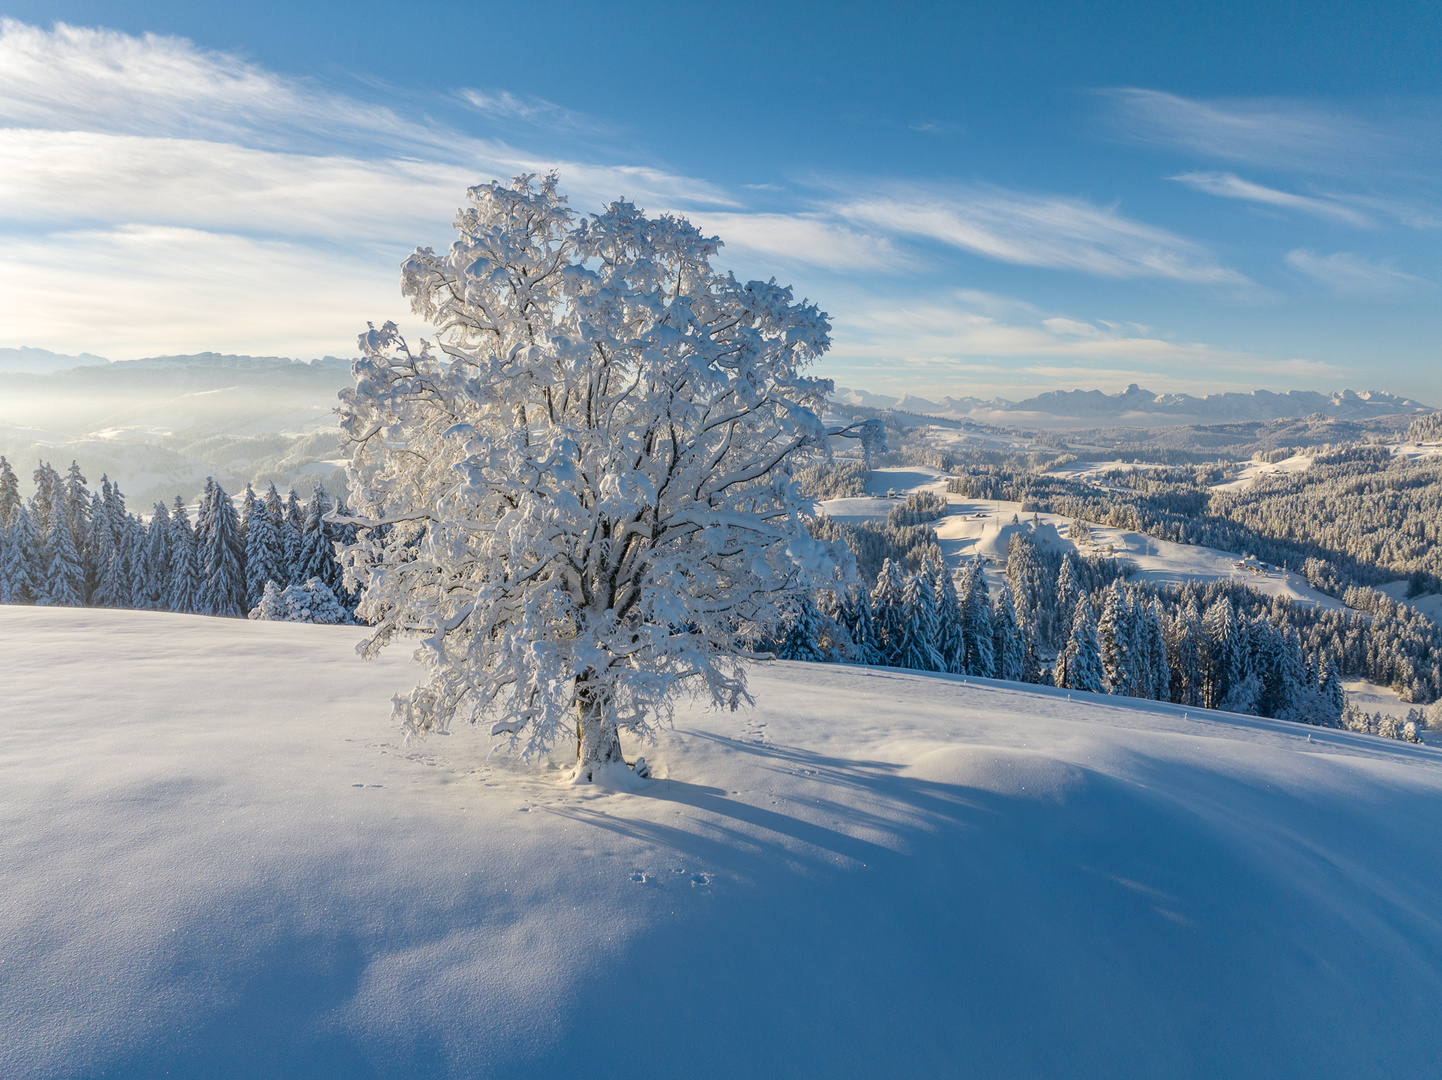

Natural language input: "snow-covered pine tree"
[122,515,148,610]
[993,582,1026,683]
[1055,554,1081,646]
[1,504,41,604]
[1201,597,1239,709]
[932,564,965,675]
[1319,654,1345,723]
[295,486,335,588]
[88,484,127,608]
[1147,599,1171,703]
[870,557,908,667]
[196,479,247,617]
[847,587,883,666]
[143,503,173,609]
[776,593,827,662]
[1169,599,1203,705]
[1097,584,1131,694]
[41,481,84,607]
[29,462,60,544]
[168,497,200,614]
[261,484,290,583]
[283,488,304,583]
[243,484,285,610]
[0,456,20,529]
[897,571,943,671]
[960,558,994,677]
[83,491,108,604]
[336,175,840,779]
[1054,596,1103,693]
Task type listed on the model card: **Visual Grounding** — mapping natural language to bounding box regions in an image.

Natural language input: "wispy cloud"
[0,225,405,358]
[684,212,913,273]
[459,88,603,136]
[1171,171,1371,226]
[832,184,1250,286]
[1099,88,1400,174]
[1285,249,1432,297]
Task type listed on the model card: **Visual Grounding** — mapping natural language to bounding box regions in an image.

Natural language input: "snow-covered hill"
[3,607,1441,1078]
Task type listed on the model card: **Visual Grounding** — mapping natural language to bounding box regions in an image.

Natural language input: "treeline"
[777,526,1439,737]
[0,457,354,621]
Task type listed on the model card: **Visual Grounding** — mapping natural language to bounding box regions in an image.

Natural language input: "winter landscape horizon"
[4,4,1442,1078]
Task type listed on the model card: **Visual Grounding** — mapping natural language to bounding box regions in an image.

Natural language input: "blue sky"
[0,1,1438,401]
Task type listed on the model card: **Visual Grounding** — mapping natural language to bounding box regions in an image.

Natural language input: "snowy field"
[4,607,1442,1078]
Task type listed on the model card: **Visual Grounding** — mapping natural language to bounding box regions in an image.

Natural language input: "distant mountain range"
[834,383,1434,427]
[2,348,1432,429]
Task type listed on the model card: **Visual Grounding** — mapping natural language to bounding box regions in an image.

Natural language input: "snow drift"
[3,607,1441,1078]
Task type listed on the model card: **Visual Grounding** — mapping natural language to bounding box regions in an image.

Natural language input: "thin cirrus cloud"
[1170,171,1371,227]
[833,185,1251,286]
[1099,87,1402,175]
[1285,249,1432,297]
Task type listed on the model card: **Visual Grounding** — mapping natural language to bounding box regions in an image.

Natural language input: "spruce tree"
[932,564,965,675]
[84,491,110,604]
[243,484,285,610]
[283,488,305,583]
[897,571,943,671]
[263,483,292,584]
[144,503,173,609]
[776,593,826,662]
[993,583,1026,682]
[295,486,335,588]
[960,558,994,677]
[1055,554,1081,648]
[88,486,126,608]
[197,479,247,617]
[1171,600,1203,706]
[1097,584,1130,694]
[869,557,907,666]
[1147,600,1171,702]
[848,588,883,666]
[1,504,41,604]
[168,497,200,614]
[41,483,84,607]
[1055,597,1103,693]
[0,456,20,529]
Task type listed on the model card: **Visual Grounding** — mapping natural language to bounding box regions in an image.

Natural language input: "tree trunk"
[574,678,624,782]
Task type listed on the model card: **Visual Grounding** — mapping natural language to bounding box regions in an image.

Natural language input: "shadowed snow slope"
[3,607,1442,1079]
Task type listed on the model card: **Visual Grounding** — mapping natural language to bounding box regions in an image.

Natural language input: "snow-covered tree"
[243,484,286,610]
[776,593,827,663]
[932,564,965,675]
[282,488,304,582]
[959,558,994,677]
[143,503,173,609]
[870,557,908,667]
[336,175,839,780]
[1054,596,1103,694]
[992,583,1026,683]
[1097,584,1131,694]
[0,456,20,529]
[896,571,943,671]
[1146,600,1170,703]
[1,504,40,603]
[168,497,200,614]
[295,485,335,590]
[846,588,883,666]
[41,482,84,607]
[196,479,246,617]
[248,576,351,624]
